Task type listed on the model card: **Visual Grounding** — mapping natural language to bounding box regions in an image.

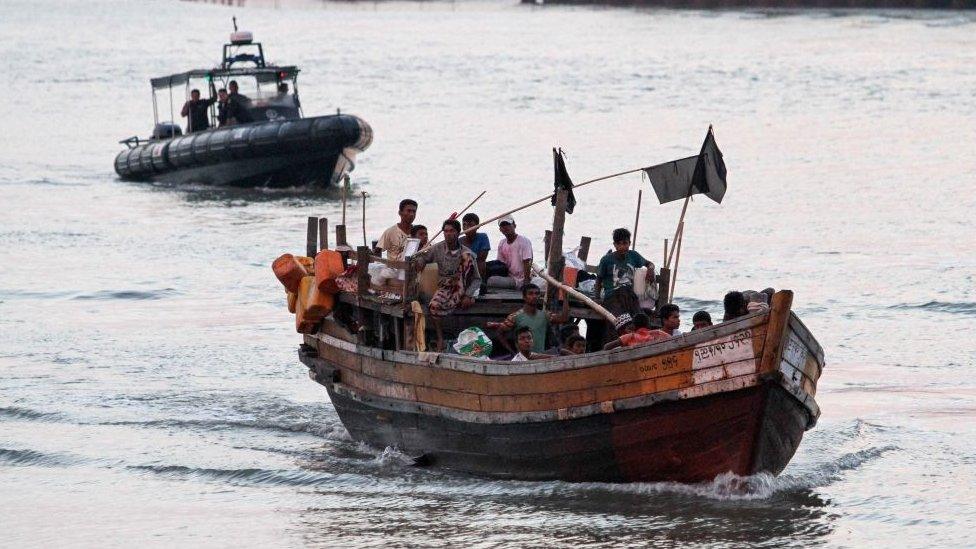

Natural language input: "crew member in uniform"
[180,89,216,133]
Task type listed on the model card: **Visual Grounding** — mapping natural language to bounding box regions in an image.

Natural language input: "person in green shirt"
[487,283,570,354]
[594,227,654,300]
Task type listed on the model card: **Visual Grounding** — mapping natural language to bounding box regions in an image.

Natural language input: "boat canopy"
[150,66,299,90]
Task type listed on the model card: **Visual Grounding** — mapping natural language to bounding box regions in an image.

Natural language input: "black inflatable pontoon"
[114,28,371,187]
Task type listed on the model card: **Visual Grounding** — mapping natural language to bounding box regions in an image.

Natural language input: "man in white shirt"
[376,199,417,261]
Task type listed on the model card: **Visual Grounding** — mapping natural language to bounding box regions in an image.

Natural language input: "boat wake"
[70,288,180,301]
[0,447,84,468]
[98,414,349,440]
[0,406,61,421]
[888,300,976,316]
[126,464,343,487]
[606,444,897,501]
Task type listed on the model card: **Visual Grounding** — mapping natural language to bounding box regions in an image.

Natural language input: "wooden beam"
[547,190,568,281]
[318,218,329,250]
[357,246,371,297]
[403,257,417,306]
[758,291,794,376]
[336,224,349,267]
[534,265,616,323]
[306,216,318,258]
[546,189,569,309]
[577,236,591,262]
[656,267,671,310]
[544,230,552,265]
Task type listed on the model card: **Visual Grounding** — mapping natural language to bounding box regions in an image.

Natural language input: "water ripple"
[888,300,976,316]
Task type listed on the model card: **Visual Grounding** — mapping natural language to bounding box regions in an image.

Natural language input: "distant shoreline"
[521,0,975,8]
[181,0,976,8]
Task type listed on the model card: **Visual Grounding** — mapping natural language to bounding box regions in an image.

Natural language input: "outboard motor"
[152,122,183,140]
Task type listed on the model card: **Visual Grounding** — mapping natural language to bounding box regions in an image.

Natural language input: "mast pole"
[545,188,569,309]
[632,189,643,247]
[341,175,348,225]
[669,222,685,303]
[361,190,368,247]
[667,193,691,268]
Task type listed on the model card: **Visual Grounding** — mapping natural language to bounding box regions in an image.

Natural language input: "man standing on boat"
[180,89,216,133]
[487,283,569,355]
[594,228,654,318]
[216,88,230,127]
[226,80,254,125]
[411,219,481,352]
[376,199,417,261]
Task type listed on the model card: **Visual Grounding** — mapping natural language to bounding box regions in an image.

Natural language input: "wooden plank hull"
[298,290,824,482]
[326,382,806,482]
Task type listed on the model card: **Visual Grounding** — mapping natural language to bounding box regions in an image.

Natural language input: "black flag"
[552,148,577,214]
[643,127,728,205]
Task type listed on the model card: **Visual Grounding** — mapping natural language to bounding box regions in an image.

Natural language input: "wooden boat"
[284,134,823,482]
[298,288,822,482]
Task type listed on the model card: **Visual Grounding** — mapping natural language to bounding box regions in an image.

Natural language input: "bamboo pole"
[532,265,617,324]
[341,174,349,226]
[632,189,643,247]
[361,190,368,247]
[669,222,685,303]
[423,190,487,249]
[667,193,692,269]
[440,167,646,240]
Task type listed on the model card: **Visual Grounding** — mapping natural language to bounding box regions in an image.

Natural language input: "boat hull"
[325,381,806,482]
[114,113,371,187]
[298,290,823,483]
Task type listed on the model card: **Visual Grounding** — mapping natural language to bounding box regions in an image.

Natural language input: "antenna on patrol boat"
[232,16,238,32]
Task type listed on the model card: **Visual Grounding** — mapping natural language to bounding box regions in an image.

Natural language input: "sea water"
[1,0,974,546]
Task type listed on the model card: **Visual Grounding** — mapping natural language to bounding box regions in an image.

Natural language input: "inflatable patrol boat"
[114,29,372,187]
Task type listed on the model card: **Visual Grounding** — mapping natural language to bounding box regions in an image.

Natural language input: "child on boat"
[510,327,554,361]
[410,224,428,249]
[594,228,654,318]
[603,313,669,350]
[692,310,713,331]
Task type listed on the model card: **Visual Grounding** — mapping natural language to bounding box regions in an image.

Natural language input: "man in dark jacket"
[226,80,254,124]
[180,89,216,133]
[216,88,230,127]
